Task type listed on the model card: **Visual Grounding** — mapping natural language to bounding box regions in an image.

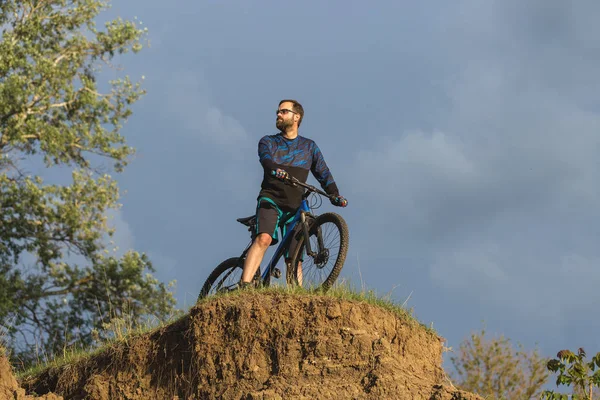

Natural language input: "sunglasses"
[276,109,297,115]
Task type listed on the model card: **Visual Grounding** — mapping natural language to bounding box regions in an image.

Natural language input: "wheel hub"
[314,248,329,268]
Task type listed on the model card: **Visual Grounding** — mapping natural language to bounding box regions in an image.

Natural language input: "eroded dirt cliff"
[17,292,482,399]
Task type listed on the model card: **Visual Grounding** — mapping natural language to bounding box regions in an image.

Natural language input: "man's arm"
[258,136,278,172]
[310,143,340,196]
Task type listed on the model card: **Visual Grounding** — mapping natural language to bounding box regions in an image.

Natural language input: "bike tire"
[198,257,248,301]
[287,212,349,291]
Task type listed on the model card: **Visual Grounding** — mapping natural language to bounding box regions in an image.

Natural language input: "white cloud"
[204,106,248,147]
[158,69,259,196]
[354,130,479,232]
[349,0,600,325]
[163,71,252,150]
[431,238,600,322]
[430,242,508,290]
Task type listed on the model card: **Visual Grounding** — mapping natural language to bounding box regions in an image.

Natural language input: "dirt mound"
[21,292,482,399]
[1,348,20,398]
[1,348,62,400]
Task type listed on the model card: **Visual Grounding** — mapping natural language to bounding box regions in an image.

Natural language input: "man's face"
[276,102,297,131]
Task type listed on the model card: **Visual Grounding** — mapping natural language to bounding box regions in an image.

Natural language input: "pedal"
[271,267,281,279]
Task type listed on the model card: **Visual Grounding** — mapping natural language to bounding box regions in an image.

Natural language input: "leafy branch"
[542,348,600,400]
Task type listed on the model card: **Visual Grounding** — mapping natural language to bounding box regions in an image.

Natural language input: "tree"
[0,0,177,366]
[450,326,549,399]
[542,348,600,400]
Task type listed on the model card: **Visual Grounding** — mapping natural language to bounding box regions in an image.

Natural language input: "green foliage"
[450,326,549,400]
[542,348,600,400]
[0,0,177,367]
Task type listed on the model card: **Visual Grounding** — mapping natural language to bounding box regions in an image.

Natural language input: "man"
[240,99,347,286]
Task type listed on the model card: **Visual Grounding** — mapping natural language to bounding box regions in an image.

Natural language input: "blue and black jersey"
[258,133,339,212]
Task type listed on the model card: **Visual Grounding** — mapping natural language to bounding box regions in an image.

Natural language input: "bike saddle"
[236,216,256,227]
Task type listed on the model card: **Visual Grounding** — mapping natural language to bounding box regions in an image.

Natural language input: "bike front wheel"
[287,212,349,291]
[198,257,247,301]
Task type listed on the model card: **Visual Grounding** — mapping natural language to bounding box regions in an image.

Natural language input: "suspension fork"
[300,211,324,257]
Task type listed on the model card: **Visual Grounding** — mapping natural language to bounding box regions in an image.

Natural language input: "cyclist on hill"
[240,99,348,287]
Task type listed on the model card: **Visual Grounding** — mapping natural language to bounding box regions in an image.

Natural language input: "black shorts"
[255,197,302,261]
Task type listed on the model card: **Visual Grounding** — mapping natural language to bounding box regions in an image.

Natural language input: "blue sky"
[95,0,600,371]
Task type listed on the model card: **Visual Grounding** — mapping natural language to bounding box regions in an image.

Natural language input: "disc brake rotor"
[314,248,330,268]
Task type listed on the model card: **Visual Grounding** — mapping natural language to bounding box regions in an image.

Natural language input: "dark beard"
[276,118,291,131]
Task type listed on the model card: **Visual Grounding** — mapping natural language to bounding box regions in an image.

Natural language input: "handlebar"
[271,170,332,200]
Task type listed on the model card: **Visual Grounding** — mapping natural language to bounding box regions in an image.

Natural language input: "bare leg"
[241,233,272,283]
[297,261,303,286]
[287,260,303,287]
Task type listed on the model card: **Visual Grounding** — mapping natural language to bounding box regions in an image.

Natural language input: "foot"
[237,281,253,290]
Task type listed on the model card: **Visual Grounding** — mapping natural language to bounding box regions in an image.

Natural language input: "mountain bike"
[197,174,349,300]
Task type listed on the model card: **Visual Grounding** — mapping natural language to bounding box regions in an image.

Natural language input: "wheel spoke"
[211,267,242,295]
[289,215,348,291]
[198,258,246,300]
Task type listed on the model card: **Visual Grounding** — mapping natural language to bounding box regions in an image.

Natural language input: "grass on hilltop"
[197,279,431,333]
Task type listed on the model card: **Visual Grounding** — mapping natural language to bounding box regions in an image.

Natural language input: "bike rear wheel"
[198,257,253,301]
[287,212,349,291]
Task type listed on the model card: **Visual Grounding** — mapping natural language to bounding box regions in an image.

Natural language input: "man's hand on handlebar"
[273,169,289,180]
[270,170,348,207]
[330,195,348,208]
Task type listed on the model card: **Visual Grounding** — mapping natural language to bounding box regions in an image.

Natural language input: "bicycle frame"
[258,197,311,283]
[235,175,332,285]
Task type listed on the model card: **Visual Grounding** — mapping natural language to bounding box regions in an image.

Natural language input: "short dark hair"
[279,99,304,127]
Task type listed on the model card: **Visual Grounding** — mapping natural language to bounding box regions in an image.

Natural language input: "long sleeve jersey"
[258,133,339,212]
